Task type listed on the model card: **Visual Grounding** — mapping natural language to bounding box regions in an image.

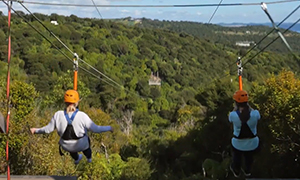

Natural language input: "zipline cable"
[205,3,300,86]
[216,16,300,86]
[89,0,127,60]
[78,65,121,90]
[2,0,122,92]
[238,3,300,62]
[243,17,300,66]
[208,0,224,24]
[18,2,74,55]
[12,0,300,8]
[15,0,300,79]
[198,2,300,89]
[89,0,131,86]
[17,1,129,93]
[91,0,103,19]
[3,0,300,96]
[4,0,146,98]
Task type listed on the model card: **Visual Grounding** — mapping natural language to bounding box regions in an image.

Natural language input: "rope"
[90,0,126,58]
[3,1,144,98]
[208,0,224,24]
[5,1,12,179]
[91,0,103,19]
[201,4,300,88]
[18,2,74,55]
[239,3,300,62]
[14,0,300,7]
[88,0,127,88]
[78,59,124,89]
[243,17,300,66]
[1,1,121,92]
[17,1,128,93]
[212,4,300,81]
[78,65,121,90]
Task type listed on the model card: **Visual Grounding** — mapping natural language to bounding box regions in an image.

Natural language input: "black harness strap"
[234,110,257,139]
[59,109,85,156]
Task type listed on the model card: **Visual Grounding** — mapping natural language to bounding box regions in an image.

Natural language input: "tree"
[251,70,300,177]
[10,80,39,121]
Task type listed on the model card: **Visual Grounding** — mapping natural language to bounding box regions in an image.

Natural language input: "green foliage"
[10,80,38,121]
[121,157,152,180]
[78,153,126,180]
[137,18,300,53]
[202,157,231,180]
[252,70,300,153]
[78,154,151,180]
[1,11,300,179]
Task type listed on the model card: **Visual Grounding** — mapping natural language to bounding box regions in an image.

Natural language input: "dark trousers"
[70,147,92,161]
[69,137,92,161]
[231,146,255,172]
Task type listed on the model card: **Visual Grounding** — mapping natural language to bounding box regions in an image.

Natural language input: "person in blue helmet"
[229,90,261,177]
[30,90,113,164]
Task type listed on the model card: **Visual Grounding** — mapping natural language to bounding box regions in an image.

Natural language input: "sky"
[0,0,300,24]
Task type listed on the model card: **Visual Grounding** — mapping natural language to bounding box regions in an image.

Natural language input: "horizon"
[0,10,298,26]
[0,0,299,24]
[1,8,300,33]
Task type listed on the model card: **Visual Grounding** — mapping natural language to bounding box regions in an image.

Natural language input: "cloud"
[157,10,163,14]
[134,10,142,16]
[0,0,115,19]
[121,9,130,13]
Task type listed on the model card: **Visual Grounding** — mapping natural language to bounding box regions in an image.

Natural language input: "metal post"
[261,2,293,52]
[73,53,79,91]
[237,57,243,90]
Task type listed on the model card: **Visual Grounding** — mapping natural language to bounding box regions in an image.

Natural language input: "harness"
[233,110,257,139]
[59,109,86,156]
[61,109,81,140]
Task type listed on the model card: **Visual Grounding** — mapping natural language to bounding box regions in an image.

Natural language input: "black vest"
[234,110,257,139]
[61,109,82,140]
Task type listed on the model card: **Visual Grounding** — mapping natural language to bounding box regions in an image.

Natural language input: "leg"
[83,137,92,162]
[70,152,83,164]
[69,152,79,161]
[70,152,79,161]
[230,146,242,177]
[83,147,92,159]
[243,150,254,174]
[232,147,242,171]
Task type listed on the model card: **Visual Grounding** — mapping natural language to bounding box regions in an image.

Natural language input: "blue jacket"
[229,109,260,151]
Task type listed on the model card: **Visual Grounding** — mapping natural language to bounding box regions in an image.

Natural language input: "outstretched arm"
[85,116,113,133]
[31,116,56,134]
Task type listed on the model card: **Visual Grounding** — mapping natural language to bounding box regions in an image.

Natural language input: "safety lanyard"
[64,109,79,124]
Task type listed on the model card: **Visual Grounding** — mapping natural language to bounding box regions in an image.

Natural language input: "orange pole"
[73,70,78,91]
[73,53,78,91]
[6,2,12,179]
[239,75,243,90]
[237,57,243,90]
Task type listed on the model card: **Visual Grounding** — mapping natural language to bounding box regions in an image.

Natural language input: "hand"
[30,128,36,134]
[110,126,113,133]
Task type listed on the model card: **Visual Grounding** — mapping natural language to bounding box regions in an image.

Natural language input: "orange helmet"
[233,90,248,103]
[64,90,79,103]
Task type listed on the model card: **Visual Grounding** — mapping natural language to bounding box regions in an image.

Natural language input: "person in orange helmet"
[30,90,113,165]
[228,90,261,178]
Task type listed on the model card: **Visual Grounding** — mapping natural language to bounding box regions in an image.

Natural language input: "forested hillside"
[131,18,300,53]
[0,12,300,179]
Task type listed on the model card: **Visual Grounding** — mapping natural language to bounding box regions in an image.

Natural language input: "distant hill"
[123,18,300,53]
[218,22,300,33]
